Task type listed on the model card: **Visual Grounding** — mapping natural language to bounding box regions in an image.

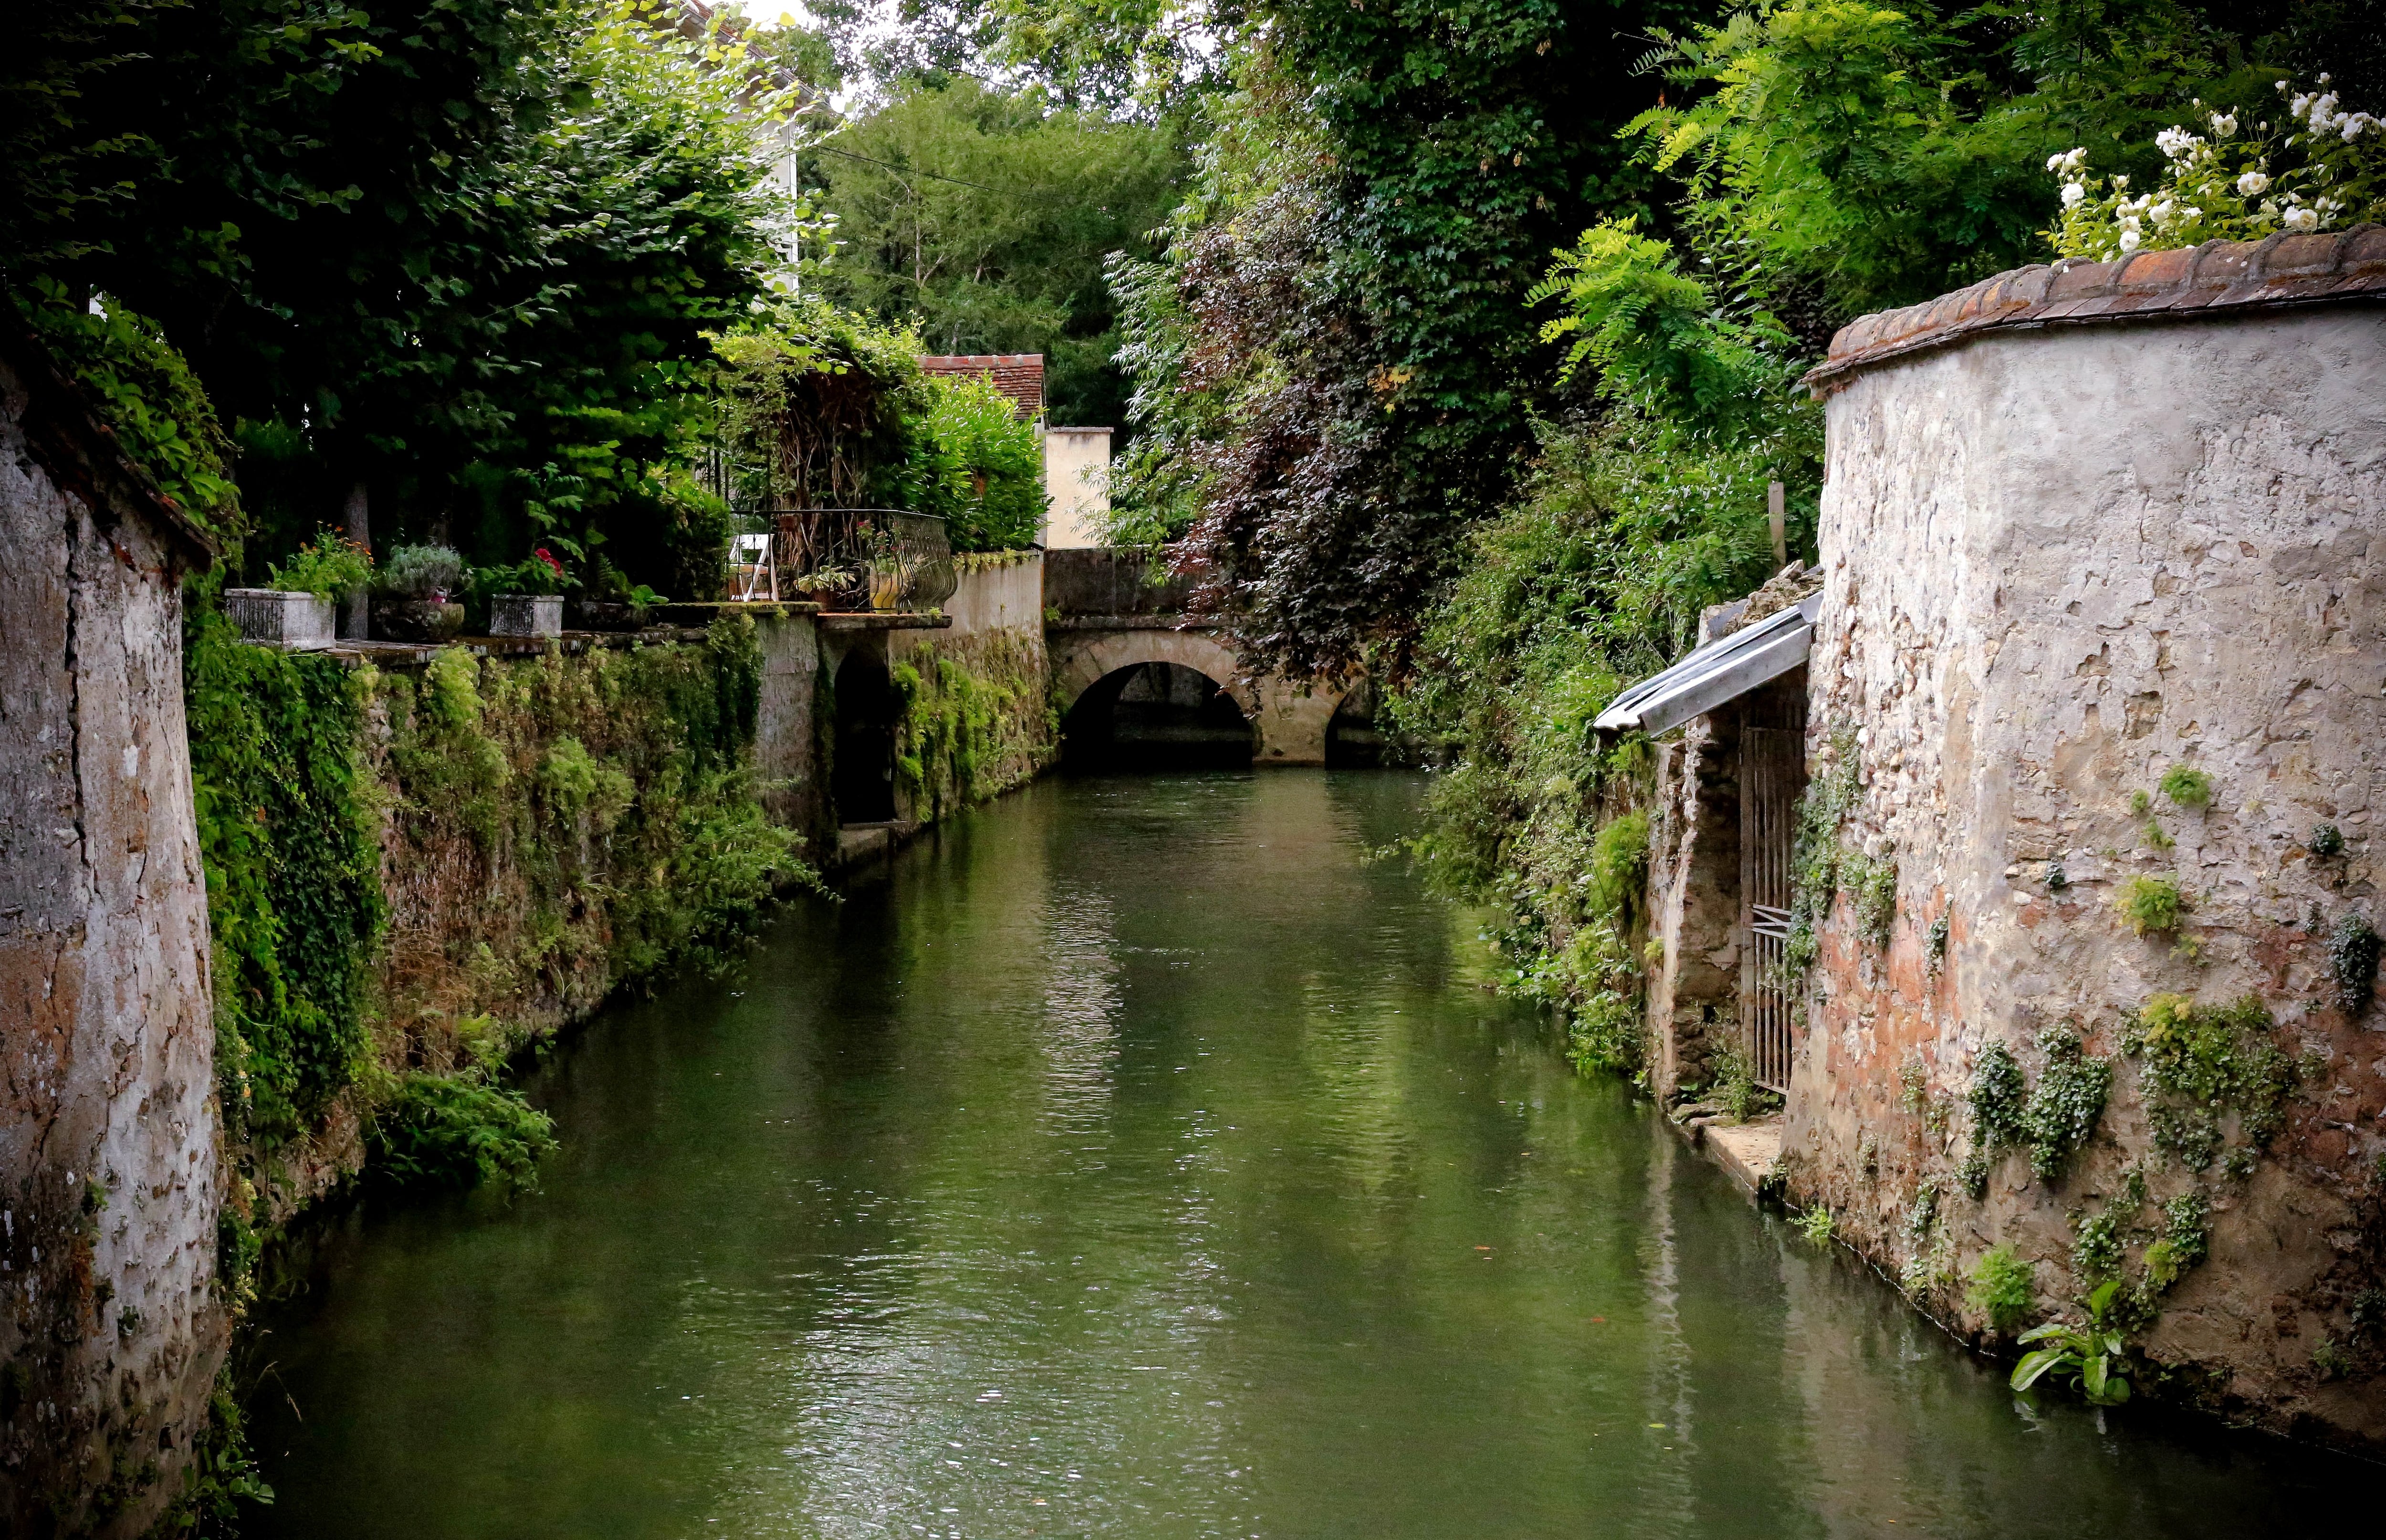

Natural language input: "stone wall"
[1794,243,2386,1446]
[0,342,223,1534]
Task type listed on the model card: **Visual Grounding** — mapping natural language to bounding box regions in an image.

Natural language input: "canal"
[248,772,2368,1538]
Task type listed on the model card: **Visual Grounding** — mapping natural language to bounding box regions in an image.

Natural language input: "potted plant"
[370,545,467,642]
[486,547,568,638]
[225,533,370,646]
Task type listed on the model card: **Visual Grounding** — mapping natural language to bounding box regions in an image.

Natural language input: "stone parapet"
[1803,225,2386,392]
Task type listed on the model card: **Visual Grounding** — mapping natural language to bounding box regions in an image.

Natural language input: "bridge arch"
[1047,627,1348,766]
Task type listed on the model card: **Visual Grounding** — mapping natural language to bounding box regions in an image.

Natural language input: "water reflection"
[247,772,2366,1540]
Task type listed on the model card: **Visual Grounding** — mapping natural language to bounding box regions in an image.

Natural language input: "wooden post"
[1767,479,1787,572]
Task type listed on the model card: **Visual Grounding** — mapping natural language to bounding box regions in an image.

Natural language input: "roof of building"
[1592,593,1821,737]
[919,354,1045,419]
[1803,224,2386,393]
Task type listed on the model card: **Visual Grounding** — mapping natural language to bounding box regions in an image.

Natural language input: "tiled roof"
[1803,224,2386,392]
[919,354,1045,419]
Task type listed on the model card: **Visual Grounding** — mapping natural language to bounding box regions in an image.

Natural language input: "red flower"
[533,546,565,578]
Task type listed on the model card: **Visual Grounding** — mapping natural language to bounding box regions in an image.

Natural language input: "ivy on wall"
[891,631,1057,821]
[185,594,385,1151]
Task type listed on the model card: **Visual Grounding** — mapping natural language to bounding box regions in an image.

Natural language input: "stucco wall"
[1041,428,1111,549]
[1798,304,2386,1445]
[0,372,223,1533]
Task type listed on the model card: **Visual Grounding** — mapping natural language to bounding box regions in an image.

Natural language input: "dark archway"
[832,650,899,823]
[1325,679,1386,767]
[1062,662,1253,771]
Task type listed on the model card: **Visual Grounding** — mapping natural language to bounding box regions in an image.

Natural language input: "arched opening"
[1325,679,1385,767]
[832,650,899,823]
[1063,662,1253,771]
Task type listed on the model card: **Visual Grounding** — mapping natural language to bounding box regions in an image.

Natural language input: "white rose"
[2283,207,2319,231]
[2210,114,2237,137]
[2237,170,2271,196]
[2112,173,2129,189]
[2061,182,2085,207]
[2119,230,2141,252]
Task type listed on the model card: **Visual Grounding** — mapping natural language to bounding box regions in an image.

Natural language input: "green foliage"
[155,1365,275,1532]
[1712,1047,1766,1123]
[2310,823,2346,858]
[377,545,465,601]
[2013,1279,2134,1406]
[1795,1204,1835,1245]
[1588,812,1652,927]
[2021,1028,2113,1182]
[1625,0,2334,319]
[2049,80,2386,261]
[1527,218,1799,439]
[14,282,242,537]
[900,373,1049,550]
[712,299,921,510]
[890,631,1055,817]
[2128,993,2296,1170]
[2072,1208,2127,1285]
[2330,911,2381,1015]
[2159,763,2214,808]
[811,76,1185,431]
[1969,1040,2029,1151]
[1846,851,1899,951]
[368,1073,557,1192]
[1927,911,1951,973]
[266,534,372,602]
[2116,873,2184,937]
[1967,1245,2038,1334]
[1957,1149,1990,1200]
[1566,991,1643,1077]
[17,0,792,599]
[185,595,387,1146]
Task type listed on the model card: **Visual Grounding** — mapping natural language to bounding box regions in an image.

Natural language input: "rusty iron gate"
[1740,724,1804,1094]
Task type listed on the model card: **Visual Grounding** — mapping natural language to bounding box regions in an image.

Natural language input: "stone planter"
[225,587,334,647]
[370,597,466,643]
[489,594,563,638]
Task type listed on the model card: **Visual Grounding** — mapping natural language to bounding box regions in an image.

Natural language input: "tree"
[5,0,794,595]
[810,76,1186,432]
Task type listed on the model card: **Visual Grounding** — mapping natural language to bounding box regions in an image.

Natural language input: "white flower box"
[490,594,563,638]
[225,588,335,647]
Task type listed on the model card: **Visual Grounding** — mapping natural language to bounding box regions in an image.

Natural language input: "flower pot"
[490,594,563,638]
[370,598,465,643]
[225,588,335,647]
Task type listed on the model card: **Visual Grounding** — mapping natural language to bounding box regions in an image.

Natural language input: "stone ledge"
[1670,1110,1785,1198]
[1803,224,2386,392]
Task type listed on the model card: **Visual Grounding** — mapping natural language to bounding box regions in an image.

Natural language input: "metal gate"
[1740,725,1804,1094]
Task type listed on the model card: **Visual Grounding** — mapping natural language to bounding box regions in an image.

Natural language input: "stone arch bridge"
[1043,550,1349,765]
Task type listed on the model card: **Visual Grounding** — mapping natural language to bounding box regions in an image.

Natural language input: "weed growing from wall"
[2329,911,2381,1015]
[2159,764,2213,809]
[2128,995,2296,1172]
[2116,874,2183,937]
[1966,1246,2038,1333]
[2021,1028,2113,1181]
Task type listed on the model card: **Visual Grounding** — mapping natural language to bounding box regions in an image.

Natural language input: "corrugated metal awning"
[1592,593,1821,737]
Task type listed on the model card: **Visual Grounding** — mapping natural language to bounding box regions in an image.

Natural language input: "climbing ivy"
[184,589,386,1148]
[890,629,1057,821]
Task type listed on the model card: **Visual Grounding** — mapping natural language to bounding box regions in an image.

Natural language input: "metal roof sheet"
[1591,593,1821,736]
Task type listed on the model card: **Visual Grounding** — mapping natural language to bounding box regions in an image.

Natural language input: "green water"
[249,772,2365,1539]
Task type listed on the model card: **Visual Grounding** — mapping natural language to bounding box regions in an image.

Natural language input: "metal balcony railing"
[729,508,957,613]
